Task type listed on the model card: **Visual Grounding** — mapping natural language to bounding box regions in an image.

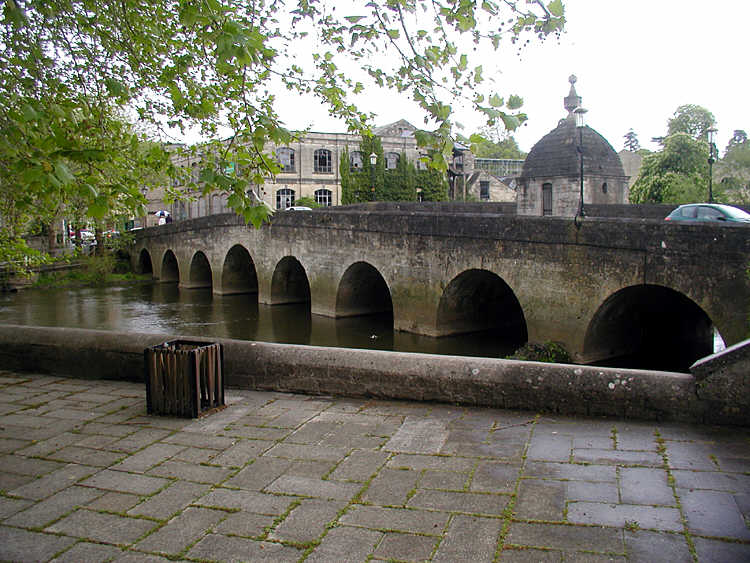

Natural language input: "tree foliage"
[1,0,564,254]
[623,129,640,152]
[629,133,714,204]
[461,128,525,159]
[667,104,716,142]
[719,130,750,206]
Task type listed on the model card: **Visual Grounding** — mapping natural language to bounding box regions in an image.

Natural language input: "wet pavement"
[0,370,748,562]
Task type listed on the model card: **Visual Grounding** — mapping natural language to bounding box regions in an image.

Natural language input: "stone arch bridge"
[132,206,750,372]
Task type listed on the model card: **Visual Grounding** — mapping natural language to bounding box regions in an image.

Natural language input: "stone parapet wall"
[2,324,747,426]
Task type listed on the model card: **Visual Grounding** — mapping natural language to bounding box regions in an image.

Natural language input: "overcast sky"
[270,0,749,155]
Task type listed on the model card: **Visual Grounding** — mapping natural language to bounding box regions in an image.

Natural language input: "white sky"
[268,0,749,154]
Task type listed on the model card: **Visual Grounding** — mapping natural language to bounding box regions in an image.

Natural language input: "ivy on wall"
[341,137,448,203]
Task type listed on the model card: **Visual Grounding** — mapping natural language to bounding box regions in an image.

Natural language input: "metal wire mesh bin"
[145,340,225,418]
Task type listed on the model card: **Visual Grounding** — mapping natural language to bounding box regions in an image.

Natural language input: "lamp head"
[573,106,588,128]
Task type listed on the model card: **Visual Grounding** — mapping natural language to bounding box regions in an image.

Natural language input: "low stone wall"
[691,340,750,426]
[5,324,741,425]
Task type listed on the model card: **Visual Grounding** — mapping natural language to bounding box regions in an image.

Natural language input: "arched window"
[315,189,332,207]
[314,149,332,173]
[385,152,400,170]
[602,182,608,194]
[276,188,295,210]
[277,147,295,172]
[350,151,363,171]
[542,183,553,216]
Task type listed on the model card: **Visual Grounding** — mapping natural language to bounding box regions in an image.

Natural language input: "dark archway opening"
[335,262,393,318]
[584,284,713,373]
[436,269,527,355]
[335,262,393,349]
[137,249,153,276]
[188,251,213,289]
[271,256,311,305]
[221,245,258,295]
[160,250,179,283]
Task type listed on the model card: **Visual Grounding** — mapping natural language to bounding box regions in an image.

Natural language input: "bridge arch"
[220,244,258,295]
[137,249,153,276]
[583,284,714,373]
[160,250,179,283]
[436,269,527,347]
[271,256,311,305]
[186,251,213,289]
[336,261,393,318]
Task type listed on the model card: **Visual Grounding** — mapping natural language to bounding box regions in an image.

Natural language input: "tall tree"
[718,130,750,206]
[623,129,641,152]
[629,133,714,204]
[667,104,716,142]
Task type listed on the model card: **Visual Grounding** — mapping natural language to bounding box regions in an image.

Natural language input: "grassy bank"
[33,254,152,289]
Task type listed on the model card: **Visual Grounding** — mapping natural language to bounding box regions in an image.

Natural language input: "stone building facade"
[155,119,523,222]
[517,77,629,217]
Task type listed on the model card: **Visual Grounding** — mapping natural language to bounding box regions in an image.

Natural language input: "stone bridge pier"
[133,207,750,372]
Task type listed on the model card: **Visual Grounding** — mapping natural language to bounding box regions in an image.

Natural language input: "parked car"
[284,206,312,211]
[665,203,750,223]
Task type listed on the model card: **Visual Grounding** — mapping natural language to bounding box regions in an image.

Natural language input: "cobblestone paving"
[0,370,749,562]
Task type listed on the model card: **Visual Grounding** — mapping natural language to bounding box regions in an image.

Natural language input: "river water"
[0,283,519,359]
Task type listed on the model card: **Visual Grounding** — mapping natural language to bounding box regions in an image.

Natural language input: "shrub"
[507,341,571,363]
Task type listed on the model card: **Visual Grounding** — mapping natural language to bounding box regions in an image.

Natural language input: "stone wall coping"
[2,323,740,424]
[691,338,750,380]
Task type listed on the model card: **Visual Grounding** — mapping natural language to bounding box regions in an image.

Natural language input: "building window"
[315,189,332,207]
[416,154,428,170]
[350,151,363,171]
[542,183,552,216]
[480,181,490,201]
[602,182,608,194]
[454,153,464,171]
[385,152,399,170]
[416,188,424,202]
[276,188,295,210]
[277,147,295,172]
[314,149,332,173]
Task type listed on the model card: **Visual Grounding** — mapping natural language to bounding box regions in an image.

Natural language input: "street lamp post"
[369,152,377,201]
[707,128,717,203]
[574,106,588,218]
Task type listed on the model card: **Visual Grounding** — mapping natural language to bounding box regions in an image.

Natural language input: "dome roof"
[521,119,626,179]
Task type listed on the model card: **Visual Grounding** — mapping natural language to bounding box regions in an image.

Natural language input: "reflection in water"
[0,283,519,359]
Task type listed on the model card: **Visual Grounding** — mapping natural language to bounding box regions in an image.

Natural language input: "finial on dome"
[564,75,582,118]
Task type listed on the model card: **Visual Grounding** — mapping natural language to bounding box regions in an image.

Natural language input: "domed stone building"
[517,76,629,217]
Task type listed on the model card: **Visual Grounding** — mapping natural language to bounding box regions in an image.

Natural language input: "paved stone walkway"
[0,370,748,562]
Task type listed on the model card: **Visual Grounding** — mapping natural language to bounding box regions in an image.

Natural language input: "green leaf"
[507,95,523,110]
[345,16,365,23]
[53,161,76,185]
[88,200,109,219]
[21,104,38,122]
[489,94,503,108]
[104,78,129,99]
[547,0,564,17]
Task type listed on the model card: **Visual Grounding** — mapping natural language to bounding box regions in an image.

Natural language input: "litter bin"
[145,340,225,418]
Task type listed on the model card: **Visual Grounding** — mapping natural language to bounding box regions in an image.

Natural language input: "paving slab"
[46,508,158,544]
[1,370,749,563]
